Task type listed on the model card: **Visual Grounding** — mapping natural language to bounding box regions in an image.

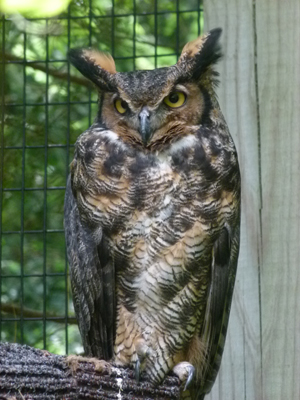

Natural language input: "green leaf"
[0,0,72,17]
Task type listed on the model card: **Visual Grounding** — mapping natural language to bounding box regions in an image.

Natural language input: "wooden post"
[256,1,300,399]
[203,0,300,399]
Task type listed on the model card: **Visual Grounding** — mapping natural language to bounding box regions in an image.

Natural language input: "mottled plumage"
[64,28,240,399]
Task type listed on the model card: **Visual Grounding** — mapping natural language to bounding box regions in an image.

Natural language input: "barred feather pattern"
[70,114,240,389]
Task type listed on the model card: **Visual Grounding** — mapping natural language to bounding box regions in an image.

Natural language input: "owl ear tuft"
[178,28,222,81]
[68,48,117,92]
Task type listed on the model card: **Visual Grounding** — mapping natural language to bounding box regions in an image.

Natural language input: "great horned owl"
[64,28,241,399]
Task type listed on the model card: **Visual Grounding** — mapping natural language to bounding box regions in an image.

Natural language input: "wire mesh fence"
[0,0,203,355]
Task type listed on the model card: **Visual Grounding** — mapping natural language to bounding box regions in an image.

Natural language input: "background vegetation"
[0,0,203,355]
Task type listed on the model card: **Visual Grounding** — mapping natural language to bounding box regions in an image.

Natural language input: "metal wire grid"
[0,0,203,354]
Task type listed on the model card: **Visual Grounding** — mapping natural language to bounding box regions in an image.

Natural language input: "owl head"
[69,28,222,150]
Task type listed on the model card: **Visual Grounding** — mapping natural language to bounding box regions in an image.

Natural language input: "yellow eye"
[115,99,128,114]
[164,91,186,108]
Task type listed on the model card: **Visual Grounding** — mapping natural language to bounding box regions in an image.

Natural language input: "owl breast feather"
[71,123,240,375]
[73,123,237,299]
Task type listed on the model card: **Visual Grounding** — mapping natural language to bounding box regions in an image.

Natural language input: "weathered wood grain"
[203,1,262,399]
[256,1,300,399]
[0,342,181,399]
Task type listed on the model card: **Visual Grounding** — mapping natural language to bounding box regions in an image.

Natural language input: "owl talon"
[135,358,141,383]
[173,361,195,391]
[184,365,195,391]
[134,338,150,383]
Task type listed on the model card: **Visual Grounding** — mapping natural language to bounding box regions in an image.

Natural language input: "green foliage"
[0,0,72,18]
[1,0,203,355]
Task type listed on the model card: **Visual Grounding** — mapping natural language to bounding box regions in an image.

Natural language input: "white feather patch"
[169,134,197,154]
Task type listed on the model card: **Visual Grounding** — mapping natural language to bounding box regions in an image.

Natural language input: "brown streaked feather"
[115,124,143,147]
[187,334,207,381]
[178,35,207,61]
[83,49,116,74]
[114,304,140,365]
[148,122,198,151]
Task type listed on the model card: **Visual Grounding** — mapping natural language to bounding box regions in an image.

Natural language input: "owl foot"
[66,355,112,375]
[135,358,141,383]
[173,361,195,391]
[134,338,150,383]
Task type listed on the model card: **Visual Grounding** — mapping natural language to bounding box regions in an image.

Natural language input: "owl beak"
[138,107,152,145]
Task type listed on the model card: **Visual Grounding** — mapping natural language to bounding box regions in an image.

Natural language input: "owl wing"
[200,224,240,396]
[64,176,115,359]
